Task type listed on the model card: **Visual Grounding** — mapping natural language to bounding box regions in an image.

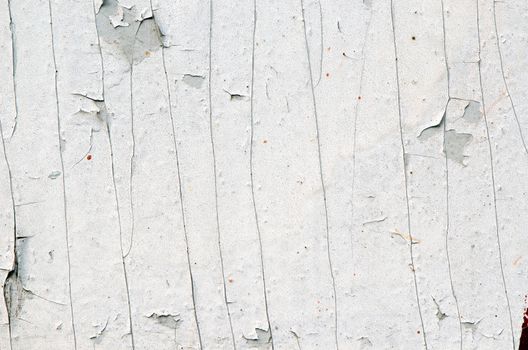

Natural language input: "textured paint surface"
[1,0,528,349]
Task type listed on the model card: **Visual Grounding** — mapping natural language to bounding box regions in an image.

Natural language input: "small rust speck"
[263,140,268,144]
[86,154,93,160]
[412,36,416,40]
[326,73,330,77]
[358,96,362,100]
[145,51,151,57]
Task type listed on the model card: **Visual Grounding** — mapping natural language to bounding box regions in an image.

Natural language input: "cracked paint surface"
[1,0,528,349]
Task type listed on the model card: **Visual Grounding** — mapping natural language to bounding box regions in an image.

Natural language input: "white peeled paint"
[1,0,527,349]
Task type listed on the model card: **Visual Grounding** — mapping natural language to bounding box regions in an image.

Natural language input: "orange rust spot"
[263,140,268,144]
[144,51,151,57]
[86,154,92,160]
[228,277,234,283]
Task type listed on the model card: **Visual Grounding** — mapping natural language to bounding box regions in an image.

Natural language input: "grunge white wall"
[1,0,527,349]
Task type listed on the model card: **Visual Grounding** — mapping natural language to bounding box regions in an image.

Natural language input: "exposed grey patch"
[96,0,161,64]
[462,101,481,124]
[244,328,272,347]
[133,16,162,62]
[182,74,205,89]
[444,129,473,165]
[48,171,61,179]
[96,0,141,62]
[146,312,181,329]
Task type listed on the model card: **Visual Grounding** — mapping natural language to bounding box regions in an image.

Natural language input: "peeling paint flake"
[109,6,129,28]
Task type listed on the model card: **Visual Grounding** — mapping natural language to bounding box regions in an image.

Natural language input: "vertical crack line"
[350,3,373,262]
[124,24,141,259]
[92,0,105,100]
[248,1,275,348]
[149,5,204,348]
[106,123,136,350]
[492,1,528,156]
[47,1,78,348]
[207,2,236,348]
[92,2,135,348]
[439,1,463,348]
[475,2,515,348]
[300,1,338,348]
[0,111,17,350]
[314,0,323,88]
[389,1,427,348]
[7,0,18,139]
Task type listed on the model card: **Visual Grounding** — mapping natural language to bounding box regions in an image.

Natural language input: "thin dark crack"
[124,24,142,259]
[92,1,136,347]
[439,0,463,347]
[47,1,78,348]
[475,2,515,348]
[350,0,372,261]
[149,4,203,348]
[0,104,17,350]
[72,128,94,167]
[291,331,302,350]
[389,1,427,348]
[92,0,105,100]
[21,287,65,306]
[106,121,136,349]
[207,1,236,348]
[492,1,528,156]
[300,0,338,348]
[249,1,275,348]
[7,0,19,139]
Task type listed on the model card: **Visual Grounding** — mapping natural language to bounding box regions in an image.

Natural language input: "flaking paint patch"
[182,74,205,89]
[96,0,160,64]
[462,101,482,124]
[243,327,272,347]
[146,312,181,329]
[133,17,162,62]
[418,116,444,140]
[444,129,473,165]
